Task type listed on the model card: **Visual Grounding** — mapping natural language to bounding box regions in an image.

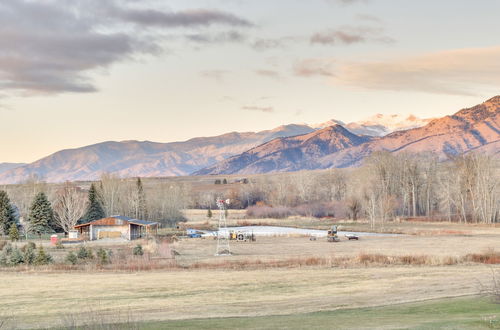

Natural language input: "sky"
[1,0,500,163]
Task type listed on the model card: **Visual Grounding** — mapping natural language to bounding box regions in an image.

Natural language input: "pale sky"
[1,0,500,163]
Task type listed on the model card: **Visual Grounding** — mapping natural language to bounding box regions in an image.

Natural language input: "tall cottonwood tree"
[53,183,87,234]
[99,172,121,216]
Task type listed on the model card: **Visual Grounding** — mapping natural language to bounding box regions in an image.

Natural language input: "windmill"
[215,198,231,256]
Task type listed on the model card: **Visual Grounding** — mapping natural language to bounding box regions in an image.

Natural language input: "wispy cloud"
[251,37,299,51]
[310,26,394,46]
[200,70,230,82]
[255,70,281,80]
[293,59,336,77]
[334,46,500,95]
[186,31,246,44]
[325,0,370,5]
[109,8,254,28]
[241,106,274,113]
[356,14,382,23]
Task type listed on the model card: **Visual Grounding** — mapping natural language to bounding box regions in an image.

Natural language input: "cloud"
[186,31,246,44]
[293,59,336,77]
[310,26,394,45]
[0,0,253,96]
[334,46,500,95]
[255,70,281,80]
[200,70,230,82]
[251,37,299,51]
[325,0,370,5]
[241,106,274,113]
[110,8,254,28]
[356,14,382,23]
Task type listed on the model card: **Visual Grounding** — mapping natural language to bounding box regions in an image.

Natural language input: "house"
[74,216,159,241]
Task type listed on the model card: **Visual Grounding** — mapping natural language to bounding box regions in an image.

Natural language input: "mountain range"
[199,96,500,175]
[0,98,498,183]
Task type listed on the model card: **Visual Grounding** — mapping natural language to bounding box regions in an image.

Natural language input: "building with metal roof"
[74,216,158,241]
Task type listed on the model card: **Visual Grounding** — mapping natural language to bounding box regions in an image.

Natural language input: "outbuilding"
[74,216,158,241]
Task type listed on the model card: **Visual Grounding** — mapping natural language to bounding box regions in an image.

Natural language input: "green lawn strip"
[74,296,499,330]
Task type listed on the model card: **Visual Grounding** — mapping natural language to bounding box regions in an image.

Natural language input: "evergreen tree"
[9,223,19,241]
[0,190,16,235]
[34,245,52,265]
[28,192,54,237]
[135,177,148,219]
[65,251,78,265]
[207,208,213,219]
[82,183,105,223]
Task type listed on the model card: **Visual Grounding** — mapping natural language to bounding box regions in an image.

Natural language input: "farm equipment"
[327,225,340,242]
[229,230,256,242]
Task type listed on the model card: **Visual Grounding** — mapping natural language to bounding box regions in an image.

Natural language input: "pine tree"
[135,177,148,220]
[207,208,213,219]
[28,192,54,237]
[9,223,19,241]
[34,245,52,265]
[0,190,16,235]
[82,183,105,223]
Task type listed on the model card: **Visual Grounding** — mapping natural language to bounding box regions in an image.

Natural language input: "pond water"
[199,226,401,237]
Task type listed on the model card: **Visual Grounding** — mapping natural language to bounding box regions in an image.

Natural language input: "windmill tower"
[215,198,231,256]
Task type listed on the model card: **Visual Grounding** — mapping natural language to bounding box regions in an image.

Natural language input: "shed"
[74,216,159,241]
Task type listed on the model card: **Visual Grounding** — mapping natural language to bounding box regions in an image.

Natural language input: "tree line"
[0,175,188,238]
[194,152,499,225]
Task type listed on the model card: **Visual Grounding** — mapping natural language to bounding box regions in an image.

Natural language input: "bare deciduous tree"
[53,183,87,234]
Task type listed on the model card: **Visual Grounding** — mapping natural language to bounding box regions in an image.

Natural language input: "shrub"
[2,243,12,255]
[294,202,335,218]
[23,246,36,265]
[21,242,37,252]
[246,205,295,219]
[77,246,93,260]
[55,241,64,249]
[65,251,78,265]
[34,246,52,265]
[133,244,144,256]
[0,251,6,266]
[465,249,500,264]
[8,247,24,266]
[96,248,110,265]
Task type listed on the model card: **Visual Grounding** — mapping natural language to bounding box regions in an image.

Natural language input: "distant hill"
[194,125,371,175]
[196,96,500,175]
[0,163,26,175]
[0,124,314,184]
[318,95,500,168]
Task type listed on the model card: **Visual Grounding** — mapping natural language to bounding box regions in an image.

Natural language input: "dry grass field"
[0,265,499,329]
[1,216,499,329]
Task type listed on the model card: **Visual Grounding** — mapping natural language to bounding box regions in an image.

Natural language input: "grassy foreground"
[85,296,500,329]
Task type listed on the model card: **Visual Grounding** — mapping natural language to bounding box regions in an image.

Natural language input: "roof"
[75,216,158,228]
[128,219,159,226]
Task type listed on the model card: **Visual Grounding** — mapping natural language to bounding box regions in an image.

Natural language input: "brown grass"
[1,249,499,273]
[464,249,500,265]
